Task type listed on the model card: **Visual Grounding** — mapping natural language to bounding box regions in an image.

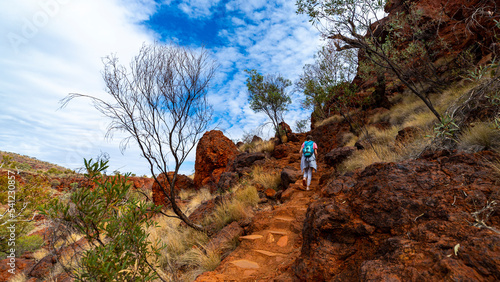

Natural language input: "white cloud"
[0,0,321,176]
[0,0,158,175]
[178,0,222,19]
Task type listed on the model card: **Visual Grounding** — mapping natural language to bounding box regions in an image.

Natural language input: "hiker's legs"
[306,167,312,187]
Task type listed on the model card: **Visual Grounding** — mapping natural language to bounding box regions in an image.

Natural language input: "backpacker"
[303,141,314,158]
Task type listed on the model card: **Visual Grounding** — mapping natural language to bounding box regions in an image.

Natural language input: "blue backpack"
[303,141,314,158]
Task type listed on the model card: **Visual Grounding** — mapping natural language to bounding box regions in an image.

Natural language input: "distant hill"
[0,150,72,174]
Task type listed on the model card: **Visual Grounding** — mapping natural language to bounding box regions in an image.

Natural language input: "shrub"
[50,179,61,188]
[16,234,44,256]
[40,159,165,281]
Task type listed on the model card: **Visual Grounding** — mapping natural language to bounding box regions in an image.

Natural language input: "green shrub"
[41,159,164,281]
[16,234,44,255]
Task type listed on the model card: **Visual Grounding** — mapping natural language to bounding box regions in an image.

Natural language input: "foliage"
[296,41,358,120]
[40,159,165,281]
[297,0,447,122]
[0,174,51,258]
[245,69,292,141]
[295,119,309,133]
[433,114,459,139]
[61,42,217,232]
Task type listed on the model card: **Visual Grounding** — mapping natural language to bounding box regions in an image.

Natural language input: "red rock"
[152,172,194,207]
[272,144,288,159]
[264,188,276,198]
[194,130,239,189]
[0,258,35,281]
[127,176,154,190]
[295,151,500,281]
[324,146,356,168]
[206,222,244,254]
[395,126,421,145]
[280,168,302,190]
[227,152,266,176]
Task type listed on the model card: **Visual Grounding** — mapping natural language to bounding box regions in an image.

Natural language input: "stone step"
[253,249,285,257]
[230,260,260,269]
[239,234,263,240]
[274,216,295,222]
[268,230,287,236]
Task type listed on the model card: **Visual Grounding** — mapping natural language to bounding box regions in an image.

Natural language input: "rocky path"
[197,162,324,281]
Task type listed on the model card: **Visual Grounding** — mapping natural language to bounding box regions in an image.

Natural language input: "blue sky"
[0,0,321,176]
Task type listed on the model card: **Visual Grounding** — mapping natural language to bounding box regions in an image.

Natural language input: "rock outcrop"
[295,151,500,281]
[152,172,194,207]
[194,130,239,189]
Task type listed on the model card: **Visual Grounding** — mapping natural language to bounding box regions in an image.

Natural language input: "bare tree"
[297,0,448,122]
[61,42,217,231]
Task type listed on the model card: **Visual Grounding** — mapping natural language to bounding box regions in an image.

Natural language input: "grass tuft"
[458,122,500,151]
[251,166,281,191]
[314,114,344,128]
[239,140,275,154]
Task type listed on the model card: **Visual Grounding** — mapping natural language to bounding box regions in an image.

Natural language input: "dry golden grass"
[340,132,358,147]
[458,122,500,151]
[251,166,281,191]
[340,128,432,173]
[179,245,221,273]
[239,140,275,154]
[358,126,400,146]
[182,188,213,216]
[8,273,27,282]
[489,158,500,181]
[314,114,344,128]
[234,185,259,207]
[340,144,400,172]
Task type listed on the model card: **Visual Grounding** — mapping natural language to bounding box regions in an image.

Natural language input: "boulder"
[152,172,195,207]
[295,151,500,281]
[264,188,277,198]
[280,168,302,190]
[127,176,154,190]
[324,146,356,168]
[206,222,244,254]
[194,130,239,188]
[272,144,289,159]
[228,152,266,176]
[217,172,239,192]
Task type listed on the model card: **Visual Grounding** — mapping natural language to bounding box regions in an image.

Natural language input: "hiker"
[300,135,317,190]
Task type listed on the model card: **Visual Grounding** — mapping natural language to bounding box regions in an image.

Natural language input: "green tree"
[245,69,292,142]
[41,159,164,281]
[296,41,358,120]
[61,42,217,232]
[296,0,446,121]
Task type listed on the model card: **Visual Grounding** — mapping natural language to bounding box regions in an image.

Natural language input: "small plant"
[434,114,459,139]
[487,91,500,106]
[50,179,61,188]
[41,159,165,281]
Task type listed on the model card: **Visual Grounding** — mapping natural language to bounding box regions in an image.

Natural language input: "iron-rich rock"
[217,172,239,192]
[194,130,239,189]
[324,146,356,168]
[228,152,266,176]
[152,172,194,207]
[280,168,302,190]
[295,151,500,281]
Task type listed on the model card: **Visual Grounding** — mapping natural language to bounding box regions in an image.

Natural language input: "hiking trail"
[197,143,326,281]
